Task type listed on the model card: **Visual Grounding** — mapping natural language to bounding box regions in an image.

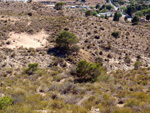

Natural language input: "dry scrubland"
[33,0,106,5]
[0,2,150,113]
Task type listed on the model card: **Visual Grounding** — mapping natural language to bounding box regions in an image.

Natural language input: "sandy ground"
[5,30,49,49]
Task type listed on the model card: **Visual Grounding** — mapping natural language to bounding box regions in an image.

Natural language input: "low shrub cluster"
[75,60,105,82]
[0,96,14,110]
[112,31,120,38]
[56,31,79,53]
[23,63,39,75]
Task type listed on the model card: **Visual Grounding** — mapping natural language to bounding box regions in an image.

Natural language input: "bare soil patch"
[5,30,49,49]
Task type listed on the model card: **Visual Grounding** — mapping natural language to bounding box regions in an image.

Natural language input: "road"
[109,0,118,11]
[109,0,127,17]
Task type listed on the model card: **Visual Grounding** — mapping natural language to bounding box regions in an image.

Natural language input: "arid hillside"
[0,2,149,72]
[33,0,106,5]
[0,2,150,113]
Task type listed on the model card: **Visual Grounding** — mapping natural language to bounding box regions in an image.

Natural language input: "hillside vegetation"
[0,2,149,113]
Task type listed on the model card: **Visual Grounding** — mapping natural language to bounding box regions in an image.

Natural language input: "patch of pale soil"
[35,110,51,113]
[5,30,49,49]
[116,104,125,107]
[79,49,94,62]
[91,107,100,113]
[59,78,65,84]
[36,92,46,97]
[26,21,31,27]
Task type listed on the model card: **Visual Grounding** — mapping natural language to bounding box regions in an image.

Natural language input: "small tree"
[54,2,65,10]
[132,16,139,25]
[100,15,105,18]
[96,4,100,9]
[113,11,122,21]
[105,14,108,19]
[146,14,150,21]
[124,16,128,21]
[106,0,110,3]
[75,60,105,82]
[27,0,32,3]
[92,10,98,16]
[81,0,86,3]
[112,31,120,38]
[56,31,79,52]
[134,61,142,70]
[85,10,92,17]
[0,96,14,110]
[23,63,39,75]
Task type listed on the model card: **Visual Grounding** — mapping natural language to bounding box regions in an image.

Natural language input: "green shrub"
[135,11,143,17]
[82,96,96,110]
[92,10,98,16]
[23,63,39,75]
[100,15,105,18]
[113,11,122,21]
[96,4,100,9]
[100,4,114,11]
[50,100,65,110]
[72,105,88,113]
[124,16,128,21]
[125,98,140,107]
[75,60,105,82]
[132,16,140,25]
[134,61,142,70]
[0,96,14,110]
[105,14,108,19]
[130,92,149,101]
[85,10,92,17]
[54,2,65,10]
[112,31,120,38]
[146,14,150,20]
[56,31,79,52]
[112,107,133,113]
[81,0,86,3]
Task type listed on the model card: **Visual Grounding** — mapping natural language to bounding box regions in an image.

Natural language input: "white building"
[98,12,113,16]
[71,6,76,9]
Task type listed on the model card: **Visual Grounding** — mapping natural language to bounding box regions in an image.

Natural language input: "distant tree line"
[97,4,114,13]
[112,0,125,5]
[76,0,86,2]
[125,4,150,16]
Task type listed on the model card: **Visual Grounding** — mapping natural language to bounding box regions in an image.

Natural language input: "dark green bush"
[92,10,98,16]
[100,4,114,11]
[85,10,92,17]
[76,60,105,82]
[132,16,140,25]
[96,4,100,9]
[146,14,150,20]
[112,31,120,38]
[100,15,105,18]
[54,2,65,10]
[134,61,142,70]
[113,11,122,21]
[56,31,79,52]
[23,63,39,75]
